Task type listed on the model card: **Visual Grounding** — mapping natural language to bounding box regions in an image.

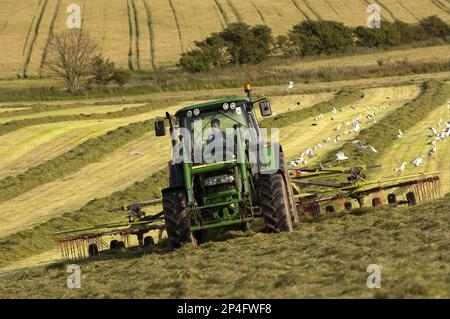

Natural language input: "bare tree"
[45,30,98,92]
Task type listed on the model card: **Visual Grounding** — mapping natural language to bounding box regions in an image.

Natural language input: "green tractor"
[154,84,298,248]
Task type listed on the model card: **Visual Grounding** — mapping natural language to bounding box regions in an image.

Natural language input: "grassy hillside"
[0,0,448,77]
[1,195,448,298]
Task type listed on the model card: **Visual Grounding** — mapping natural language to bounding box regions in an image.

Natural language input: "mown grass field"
[1,195,448,298]
[0,0,448,77]
[0,76,448,298]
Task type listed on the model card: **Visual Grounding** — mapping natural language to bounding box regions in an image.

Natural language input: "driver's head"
[211,118,221,131]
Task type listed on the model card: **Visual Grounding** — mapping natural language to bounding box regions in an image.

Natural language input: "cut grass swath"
[0,119,157,204]
[251,1,267,25]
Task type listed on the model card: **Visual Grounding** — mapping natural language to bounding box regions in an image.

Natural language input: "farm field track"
[1,195,448,298]
[0,92,331,179]
[275,45,450,71]
[0,0,448,76]
[0,107,30,113]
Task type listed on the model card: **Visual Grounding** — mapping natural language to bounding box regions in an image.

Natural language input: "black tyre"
[117,241,125,249]
[344,202,352,211]
[406,192,417,206]
[143,236,155,247]
[88,243,99,257]
[109,239,119,249]
[372,197,382,207]
[162,188,192,249]
[259,174,293,233]
[325,205,335,213]
[387,193,397,204]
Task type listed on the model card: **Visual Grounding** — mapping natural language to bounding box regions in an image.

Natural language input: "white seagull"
[397,129,404,139]
[412,157,423,167]
[284,81,294,93]
[394,162,406,173]
[335,151,348,162]
[353,140,378,153]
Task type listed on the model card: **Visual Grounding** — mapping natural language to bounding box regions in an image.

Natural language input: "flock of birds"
[393,118,450,173]
[289,100,385,167]
[284,80,449,175]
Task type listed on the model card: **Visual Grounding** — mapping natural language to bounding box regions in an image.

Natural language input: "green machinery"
[154,83,297,248]
[56,85,442,259]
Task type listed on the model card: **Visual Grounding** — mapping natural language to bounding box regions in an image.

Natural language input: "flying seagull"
[353,140,377,153]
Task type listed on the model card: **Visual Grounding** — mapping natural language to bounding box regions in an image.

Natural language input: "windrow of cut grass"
[0,103,146,122]
[320,80,450,166]
[260,89,364,128]
[0,99,179,136]
[1,194,448,297]
[0,119,157,204]
[0,169,168,269]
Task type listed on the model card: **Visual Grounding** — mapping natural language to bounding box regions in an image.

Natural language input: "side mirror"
[259,100,272,117]
[154,120,166,136]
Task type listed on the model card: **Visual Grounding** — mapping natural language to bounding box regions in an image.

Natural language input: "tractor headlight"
[204,174,235,187]
[230,102,236,110]
[187,110,193,117]
[193,108,200,116]
[222,103,229,110]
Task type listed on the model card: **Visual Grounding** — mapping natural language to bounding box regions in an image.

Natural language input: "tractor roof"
[175,96,249,116]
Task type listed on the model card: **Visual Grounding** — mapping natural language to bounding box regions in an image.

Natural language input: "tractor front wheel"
[259,174,293,233]
[162,188,192,249]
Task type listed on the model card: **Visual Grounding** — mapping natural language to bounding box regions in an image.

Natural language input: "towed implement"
[56,85,443,260]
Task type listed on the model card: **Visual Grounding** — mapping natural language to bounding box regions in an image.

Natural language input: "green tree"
[91,55,115,85]
[111,68,132,88]
[419,15,450,38]
[354,21,402,48]
[289,20,354,56]
[178,49,213,73]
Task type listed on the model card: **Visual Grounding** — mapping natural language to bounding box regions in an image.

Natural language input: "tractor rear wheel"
[344,202,352,211]
[325,205,335,213]
[163,188,192,249]
[259,174,293,233]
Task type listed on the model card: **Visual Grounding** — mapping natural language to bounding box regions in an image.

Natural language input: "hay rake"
[289,165,442,218]
[56,199,165,261]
